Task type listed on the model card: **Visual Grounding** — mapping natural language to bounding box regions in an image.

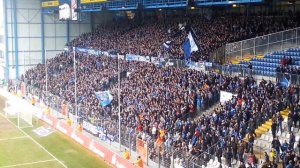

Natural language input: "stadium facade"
[1,0,114,81]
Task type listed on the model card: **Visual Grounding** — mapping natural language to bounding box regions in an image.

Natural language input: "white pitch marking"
[0,159,57,168]
[0,135,28,141]
[0,114,68,168]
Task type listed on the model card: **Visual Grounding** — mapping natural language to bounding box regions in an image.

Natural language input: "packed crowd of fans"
[25,52,131,108]
[21,12,300,168]
[153,77,289,167]
[24,52,225,133]
[68,14,298,62]
[23,50,300,167]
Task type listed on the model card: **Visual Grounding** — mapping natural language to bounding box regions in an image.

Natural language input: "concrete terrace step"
[257,126,269,132]
[280,110,289,118]
[261,123,271,129]
[251,109,289,141]
[255,129,264,137]
[264,121,272,127]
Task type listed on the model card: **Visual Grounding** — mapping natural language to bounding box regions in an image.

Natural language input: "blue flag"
[182,31,199,60]
[278,77,289,88]
[95,91,113,106]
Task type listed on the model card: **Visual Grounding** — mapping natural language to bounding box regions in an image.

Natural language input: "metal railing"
[9,78,221,168]
[210,63,300,85]
[225,27,300,64]
[12,49,300,168]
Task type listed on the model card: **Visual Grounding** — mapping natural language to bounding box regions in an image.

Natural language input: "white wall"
[4,0,92,79]
[5,0,42,79]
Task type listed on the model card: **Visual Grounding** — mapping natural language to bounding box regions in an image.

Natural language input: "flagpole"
[45,49,48,104]
[118,53,121,151]
[23,50,25,78]
[73,47,78,126]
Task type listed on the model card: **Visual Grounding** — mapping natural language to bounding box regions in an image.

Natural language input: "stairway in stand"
[250,109,300,166]
[254,109,289,137]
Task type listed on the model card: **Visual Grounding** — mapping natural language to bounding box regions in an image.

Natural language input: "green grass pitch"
[0,95,111,168]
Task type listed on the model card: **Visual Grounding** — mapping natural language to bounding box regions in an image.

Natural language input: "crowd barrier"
[68,47,213,71]
[214,64,300,86]
[1,88,136,168]
[225,27,300,64]
[10,79,220,168]
[41,113,136,168]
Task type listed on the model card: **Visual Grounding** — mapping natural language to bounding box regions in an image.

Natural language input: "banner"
[42,1,59,8]
[82,120,99,135]
[88,49,99,56]
[125,54,133,61]
[75,48,99,56]
[220,91,237,104]
[41,114,134,168]
[60,103,68,116]
[71,0,78,21]
[80,0,107,4]
[95,91,113,107]
[205,62,213,67]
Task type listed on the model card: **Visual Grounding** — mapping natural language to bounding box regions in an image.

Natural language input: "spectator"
[290,133,296,150]
[277,112,283,133]
[246,152,257,167]
[286,160,293,168]
[271,120,277,138]
[281,56,287,66]
[264,151,270,162]
[272,137,281,163]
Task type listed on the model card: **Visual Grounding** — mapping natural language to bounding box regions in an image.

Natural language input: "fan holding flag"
[181,29,199,63]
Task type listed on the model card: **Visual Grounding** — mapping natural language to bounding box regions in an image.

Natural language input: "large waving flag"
[182,31,199,60]
[95,91,113,107]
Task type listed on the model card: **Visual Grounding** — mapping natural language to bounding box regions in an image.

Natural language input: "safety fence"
[225,27,300,64]
[8,78,221,168]
[14,69,297,168]
[11,45,299,167]
[1,88,136,168]
[212,64,300,85]
[10,62,300,168]
[187,141,271,168]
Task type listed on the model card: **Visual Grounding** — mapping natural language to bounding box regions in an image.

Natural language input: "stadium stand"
[17,13,300,168]
[67,14,299,62]
[23,51,300,167]
[232,48,300,77]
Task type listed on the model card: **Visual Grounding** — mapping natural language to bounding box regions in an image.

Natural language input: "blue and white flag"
[95,91,113,107]
[161,41,172,51]
[182,31,199,60]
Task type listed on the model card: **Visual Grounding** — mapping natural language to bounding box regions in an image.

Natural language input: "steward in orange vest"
[123,149,130,160]
[31,97,36,106]
[135,156,143,168]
